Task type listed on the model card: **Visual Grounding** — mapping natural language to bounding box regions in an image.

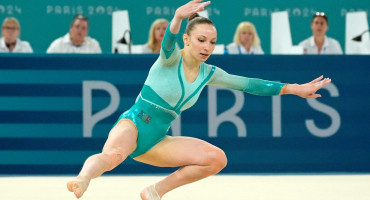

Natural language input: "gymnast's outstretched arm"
[208,67,331,98]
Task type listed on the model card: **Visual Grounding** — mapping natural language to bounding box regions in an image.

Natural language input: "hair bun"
[188,13,200,21]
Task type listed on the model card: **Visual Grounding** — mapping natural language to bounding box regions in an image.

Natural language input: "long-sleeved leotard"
[115,24,285,158]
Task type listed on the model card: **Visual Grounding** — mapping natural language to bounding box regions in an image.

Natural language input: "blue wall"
[0,54,369,174]
[1,0,370,53]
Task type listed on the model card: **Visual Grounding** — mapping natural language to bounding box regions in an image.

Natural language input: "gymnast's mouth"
[200,53,209,57]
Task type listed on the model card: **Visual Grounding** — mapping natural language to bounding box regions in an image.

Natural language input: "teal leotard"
[115,24,285,158]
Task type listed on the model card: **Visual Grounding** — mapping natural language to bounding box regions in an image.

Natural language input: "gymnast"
[67,1,331,199]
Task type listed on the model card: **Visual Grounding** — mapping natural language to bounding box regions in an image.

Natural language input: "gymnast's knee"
[204,146,228,175]
[97,151,126,171]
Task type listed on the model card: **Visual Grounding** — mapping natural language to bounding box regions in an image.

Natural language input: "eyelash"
[198,39,216,44]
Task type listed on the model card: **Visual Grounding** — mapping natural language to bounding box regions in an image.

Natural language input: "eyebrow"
[195,34,217,40]
[314,19,326,22]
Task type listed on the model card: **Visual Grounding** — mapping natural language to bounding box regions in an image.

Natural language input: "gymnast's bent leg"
[134,136,228,200]
[67,119,138,199]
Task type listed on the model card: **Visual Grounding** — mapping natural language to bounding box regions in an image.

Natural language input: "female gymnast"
[67,1,331,199]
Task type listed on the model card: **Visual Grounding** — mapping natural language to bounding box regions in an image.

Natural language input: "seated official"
[47,14,101,54]
[141,18,169,53]
[0,17,33,53]
[226,22,264,55]
[299,12,342,55]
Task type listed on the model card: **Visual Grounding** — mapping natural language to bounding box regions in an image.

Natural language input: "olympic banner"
[0,54,369,174]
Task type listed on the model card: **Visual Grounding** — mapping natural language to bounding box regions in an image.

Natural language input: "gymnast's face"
[184,23,217,62]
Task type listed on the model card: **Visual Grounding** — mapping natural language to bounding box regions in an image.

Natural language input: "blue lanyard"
[238,45,254,55]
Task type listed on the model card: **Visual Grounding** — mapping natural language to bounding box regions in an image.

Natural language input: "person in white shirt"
[47,14,102,54]
[226,22,264,55]
[0,17,33,53]
[299,12,343,55]
[141,19,169,53]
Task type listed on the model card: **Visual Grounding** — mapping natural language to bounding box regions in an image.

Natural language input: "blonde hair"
[2,17,20,30]
[233,22,260,47]
[147,19,169,52]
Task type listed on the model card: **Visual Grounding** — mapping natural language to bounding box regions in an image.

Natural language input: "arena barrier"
[0,54,369,174]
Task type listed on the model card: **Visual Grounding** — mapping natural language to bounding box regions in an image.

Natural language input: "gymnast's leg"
[67,119,138,199]
[134,136,228,200]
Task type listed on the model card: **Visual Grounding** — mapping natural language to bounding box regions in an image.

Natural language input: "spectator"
[226,22,264,55]
[0,17,33,53]
[299,12,343,54]
[47,14,102,53]
[142,19,169,53]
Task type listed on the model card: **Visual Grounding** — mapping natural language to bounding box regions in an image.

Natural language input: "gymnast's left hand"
[281,75,332,98]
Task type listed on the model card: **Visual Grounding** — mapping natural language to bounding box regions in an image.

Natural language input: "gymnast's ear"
[183,33,190,46]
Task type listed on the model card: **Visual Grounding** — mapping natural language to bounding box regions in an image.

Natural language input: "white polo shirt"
[47,33,102,54]
[226,43,264,55]
[299,36,343,55]
[0,37,33,53]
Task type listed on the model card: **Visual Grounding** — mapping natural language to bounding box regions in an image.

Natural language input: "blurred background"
[0,0,369,53]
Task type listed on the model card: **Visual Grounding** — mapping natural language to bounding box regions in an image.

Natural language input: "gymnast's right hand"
[175,0,211,20]
[170,0,211,34]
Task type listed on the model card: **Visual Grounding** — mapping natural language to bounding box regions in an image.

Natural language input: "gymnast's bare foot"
[140,184,161,200]
[67,176,90,199]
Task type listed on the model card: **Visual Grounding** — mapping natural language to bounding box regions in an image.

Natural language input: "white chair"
[131,45,145,54]
[198,10,209,18]
[345,11,370,54]
[112,10,132,54]
[213,44,225,55]
[271,11,303,54]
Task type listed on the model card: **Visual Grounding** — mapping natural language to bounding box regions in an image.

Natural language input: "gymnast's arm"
[160,24,179,60]
[208,67,284,96]
[158,2,187,63]
[208,67,331,98]
[160,0,210,60]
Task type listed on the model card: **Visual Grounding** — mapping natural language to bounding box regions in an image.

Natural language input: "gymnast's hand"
[281,75,332,98]
[175,0,211,20]
[170,0,211,35]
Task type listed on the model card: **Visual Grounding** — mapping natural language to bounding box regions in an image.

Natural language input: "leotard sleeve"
[158,23,181,67]
[208,67,285,96]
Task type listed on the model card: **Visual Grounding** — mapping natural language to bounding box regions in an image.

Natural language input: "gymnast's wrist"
[280,83,298,95]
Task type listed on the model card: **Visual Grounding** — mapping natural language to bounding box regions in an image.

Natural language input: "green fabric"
[140,85,174,111]
[208,67,284,96]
